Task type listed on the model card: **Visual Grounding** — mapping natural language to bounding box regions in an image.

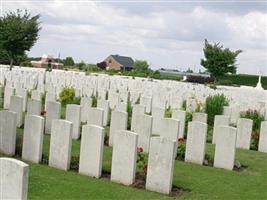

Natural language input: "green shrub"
[91,95,97,107]
[176,138,186,161]
[59,87,75,106]
[241,109,264,150]
[217,79,233,86]
[205,94,229,126]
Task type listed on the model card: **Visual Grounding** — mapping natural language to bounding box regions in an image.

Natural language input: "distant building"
[99,54,134,70]
[31,54,63,69]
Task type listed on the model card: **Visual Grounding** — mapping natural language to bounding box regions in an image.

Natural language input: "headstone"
[115,102,127,112]
[16,87,28,112]
[259,121,267,153]
[4,86,15,109]
[87,107,104,127]
[131,104,145,131]
[185,121,207,165]
[49,120,73,170]
[80,97,92,123]
[109,110,128,146]
[45,92,56,110]
[22,115,44,163]
[223,106,232,116]
[0,158,29,200]
[97,99,109,126]
[230,105,240,125]
[140,96,152,113]
[236,118,253,150]
[27,99,41,116]
[9,95,23,127]
[146,137,176,194]
[160,118,179,142]
[66,104,81,139]
[192,112,207,124]
[214,126,237,170]
[108,91,119,109]
[31,90,42,101]
[79,125,104,178]
[111,130,138,185]
[172,109,186,138]
[0,110,17,155]
[131,114,152,153]
[45,101,61,134]
[152,107,165,135]
[212,115,230,144]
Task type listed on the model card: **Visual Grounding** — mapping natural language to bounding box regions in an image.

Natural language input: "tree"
[133,60,150,73]
[200,39,242,78]
[0,10,41,70]
[63,57,75,67]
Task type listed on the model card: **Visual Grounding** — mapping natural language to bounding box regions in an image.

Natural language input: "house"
[31,54,63,69]
[100,54,134,70]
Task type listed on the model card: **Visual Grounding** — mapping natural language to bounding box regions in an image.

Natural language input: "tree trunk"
[9,58,14,71]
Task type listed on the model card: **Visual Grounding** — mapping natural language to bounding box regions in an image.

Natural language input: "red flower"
[255,133,260,140]
[137,147,143,153]
[178,138,185,142]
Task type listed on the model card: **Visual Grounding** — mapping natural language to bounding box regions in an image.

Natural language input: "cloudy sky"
[1,0,267,75]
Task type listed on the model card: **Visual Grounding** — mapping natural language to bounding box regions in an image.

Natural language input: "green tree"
[200,39,242,78]
[63,57,75,67]
[133,60,150,73]
[0,10,41,70]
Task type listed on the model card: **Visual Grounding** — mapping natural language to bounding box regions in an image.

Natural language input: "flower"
[137,147,143,153]
[178,138,185,143]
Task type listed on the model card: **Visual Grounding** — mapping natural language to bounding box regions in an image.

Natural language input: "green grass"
[2,128,265,199]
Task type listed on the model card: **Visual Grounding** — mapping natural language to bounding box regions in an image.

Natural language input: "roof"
[111,55,134,69]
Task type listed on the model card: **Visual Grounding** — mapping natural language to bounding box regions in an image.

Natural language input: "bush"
[217,79,233,86]
[205,94,229,126]
[176,138,186,161]
[59,87,75,106]
[241,110,264,150]
[187,75,215,84]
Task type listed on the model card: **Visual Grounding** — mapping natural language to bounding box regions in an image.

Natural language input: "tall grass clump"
[205,94,229,125]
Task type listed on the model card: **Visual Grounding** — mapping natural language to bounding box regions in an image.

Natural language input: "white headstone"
[0,110,17,155]
[185,121,207,165]
[192,112,207,124]
[4,86,15,109]
[45,101,61,134]
[66,104,81,139]
[87,107,104,127]
[49,120,73,170]
[172,109,186,138]
[97,99,109,126]
[236,118,253,150]
[259,121,267,153]
[212,115,230,144]
[111,130,138,185]
[214,126,237,170]
[0,158,29,200]
[146,137,176,194]
[109,110,128,146]
[27,99,41,116]
[9,95,23,127]
[79,125,104,178]
[22,115,44,163]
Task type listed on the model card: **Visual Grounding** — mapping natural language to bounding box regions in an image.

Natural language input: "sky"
[1,0,267,75]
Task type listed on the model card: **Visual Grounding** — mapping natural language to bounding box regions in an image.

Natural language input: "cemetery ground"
[1,125,266,199]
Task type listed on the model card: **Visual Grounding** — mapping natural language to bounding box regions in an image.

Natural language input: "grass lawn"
[0,127,265,199]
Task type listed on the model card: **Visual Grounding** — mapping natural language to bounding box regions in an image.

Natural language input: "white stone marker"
[9,95,23,127]
[152,107,165,135]
[79,125,104,178]
[27,99,41,116]
[97,99,109,126]
[22,115,44,163]
[132,114,153,153]
[212,115,230,144]
[108,91,119,109]
[185,121,207,165]
[0,110,17,155]
[230,105,240,125]
[45,92,56,110]
[80,97,92,123]
[31,90,42,101]
[223,106,232,116]
[140,96,152,113]
[45,101,61,134]
[16,87,28,112]
[111,130,138,185]
[160,118,180,142]
[4,86,14,109]
[66,104,81,139]
[172,109,186,138]
[214,126,237,170]
[131,104,145,131]
[0,157,29,200]
[49,120,73,170]
[115,102,127,112]
[109,110,128,146]
[192,112,208,124]
[259,121,267,153]
[146,137,177,194]
[87,107,104,127]
[236,118,253,150]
